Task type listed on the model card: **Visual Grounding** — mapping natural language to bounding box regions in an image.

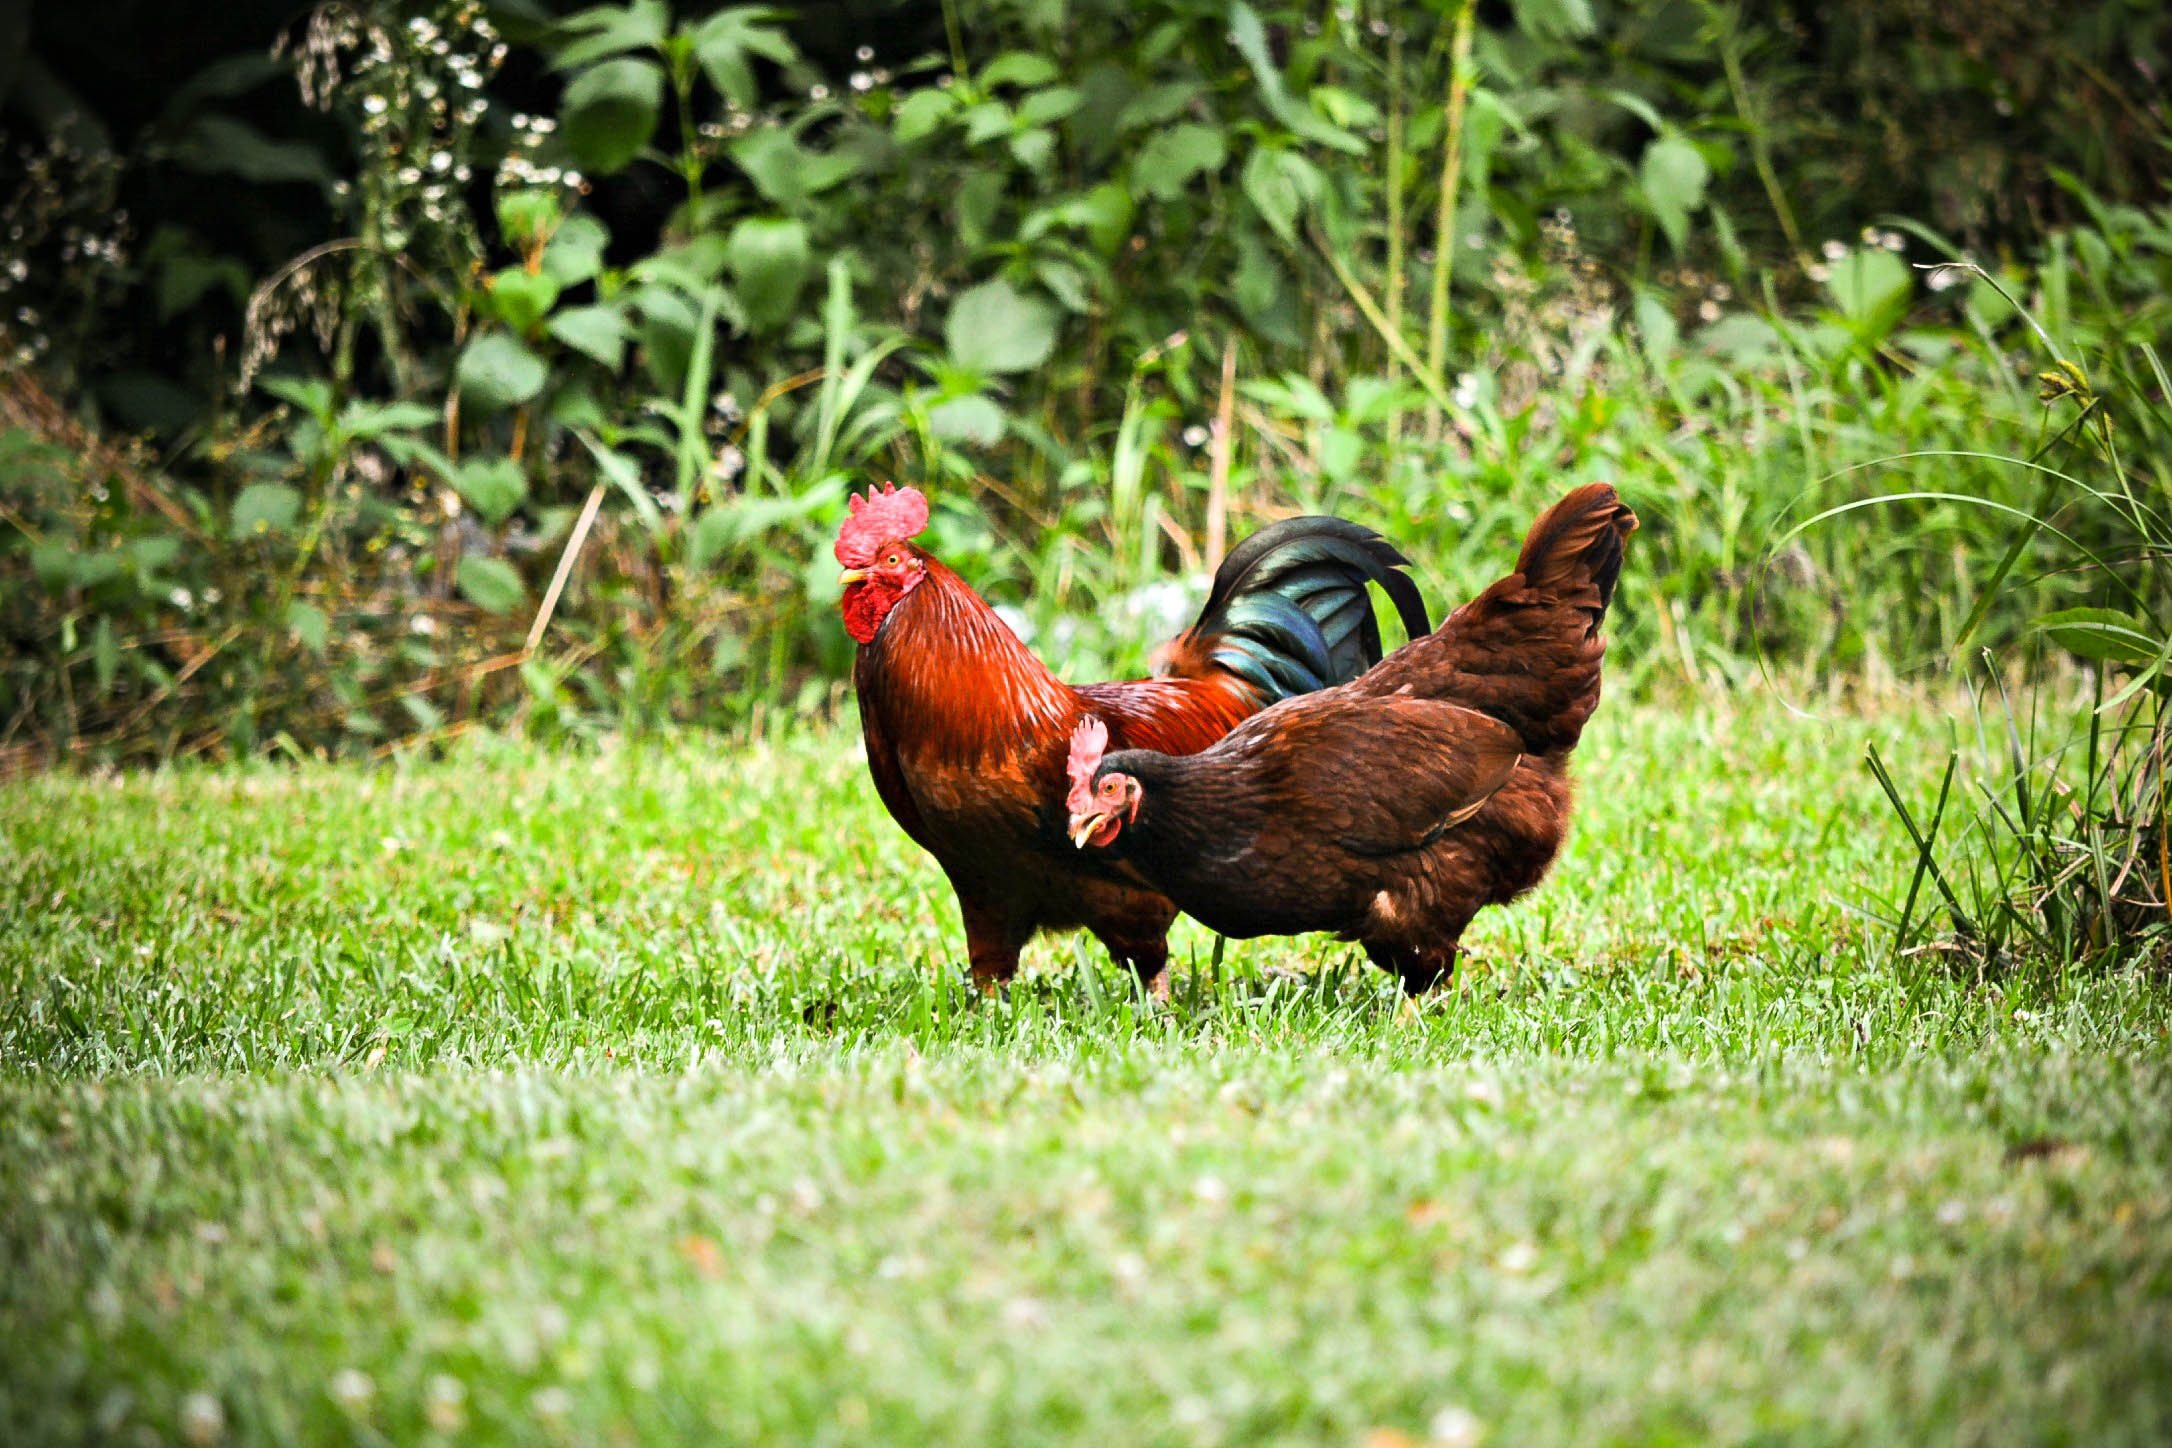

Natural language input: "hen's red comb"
[834,482,930,567]
[1065,716,1109,816]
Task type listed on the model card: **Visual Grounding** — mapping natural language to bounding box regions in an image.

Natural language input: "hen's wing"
[1258,694,1525,859]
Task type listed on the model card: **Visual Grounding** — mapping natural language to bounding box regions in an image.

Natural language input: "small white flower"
[1822,238,1848,262]
[1495,1241,1538,1273]
[530,1385,573,1421]
[1935,1199,1966,1226]
[1181,424,1210,447]
[1429,1404,1484,1448]
[424,1375,466,1432]
[180,1392,225,1446]
[327,1368,374,1416]
[1191,1175,1229,1206]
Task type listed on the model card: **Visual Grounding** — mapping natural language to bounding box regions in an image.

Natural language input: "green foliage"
[3,0,2170,771]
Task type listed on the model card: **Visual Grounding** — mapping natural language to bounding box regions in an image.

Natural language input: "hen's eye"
[886,552,900,565]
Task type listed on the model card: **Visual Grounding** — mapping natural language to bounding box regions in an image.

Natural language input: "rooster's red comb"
[1065,716,1109,816]
[834,483,930,567]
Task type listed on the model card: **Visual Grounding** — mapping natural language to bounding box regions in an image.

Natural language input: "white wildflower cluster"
[0,128,130,367]
[247,3,504,385]
[1807,228,1908,283]
[494,113,583,193]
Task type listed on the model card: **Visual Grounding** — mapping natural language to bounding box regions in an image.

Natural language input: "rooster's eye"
[886,552,900,565]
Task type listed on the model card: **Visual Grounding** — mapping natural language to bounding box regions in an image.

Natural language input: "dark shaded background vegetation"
[1,0,2167,781]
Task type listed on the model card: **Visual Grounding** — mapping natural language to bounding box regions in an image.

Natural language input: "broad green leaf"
[72,553,123,590]
[1117,81,1202,131]
[1009,127,1056,174]
[1242,148,1318,245]
[928,394,1007,446]
[454,456,529,527]
[175,115,333,186]
[1132,123,1226,200]
[633,285,699,392]
[688,503,740,568]
[1228,2,1365,155]
[893,89,957,143]
[692,7,797,107]
[286,601,329,654]
[456,332,549,411]
[1077,182,1132,256]
[157,251,250,320]
[457,555,528,615]
[724,216,811,331]
[945,279,1057,376]
[548,303,631,370]
[2036,607,2159,666]
[257,373,334,420]
[561,56,662,176]
[1511,0,1597,39]
[981,52,1059,89]
[1825,247,1913,327]
[540,213,611,286]
[230,482,301,539]
[483,268,562,334]
[29,539,72,590]
[550,0,669,69]
[128,536,181,575]
[1017,86,1083,127]
[1640,133,1709,251]
[336,400,440,439]
[728,128,861,206]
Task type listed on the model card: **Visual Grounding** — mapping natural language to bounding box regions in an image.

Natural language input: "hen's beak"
[1069,813,1109,849]
[838,567,870,585]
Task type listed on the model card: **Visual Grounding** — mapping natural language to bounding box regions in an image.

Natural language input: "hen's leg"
[959,896,1026,994]
[1094,930,1172,1002]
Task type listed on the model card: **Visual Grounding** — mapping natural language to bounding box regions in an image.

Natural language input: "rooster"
[836,483,1430,992]
[1063,483,1637,993]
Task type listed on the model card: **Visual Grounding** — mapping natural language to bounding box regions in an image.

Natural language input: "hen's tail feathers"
[1160,516,1432,702]
[1509,481,1639,632]
[1412,484,1639,753]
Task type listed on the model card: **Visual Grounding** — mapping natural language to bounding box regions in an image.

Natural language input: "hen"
[836,483,1430,992]
[1063,483,1637,993]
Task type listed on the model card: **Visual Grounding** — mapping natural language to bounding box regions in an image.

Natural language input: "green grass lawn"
[2,694,2168,1446]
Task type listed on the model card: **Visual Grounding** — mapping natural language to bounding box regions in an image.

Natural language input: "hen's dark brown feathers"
[1082,484,1637,993]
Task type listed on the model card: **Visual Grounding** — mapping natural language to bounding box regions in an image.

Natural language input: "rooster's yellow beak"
[1069,813,1108,849]
[838,567,870,585]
